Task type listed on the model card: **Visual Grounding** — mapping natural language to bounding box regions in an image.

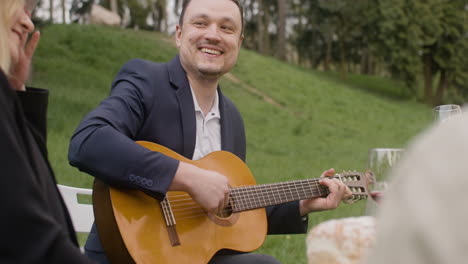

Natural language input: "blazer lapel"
[219,89,234,153]
[168,55,196,159]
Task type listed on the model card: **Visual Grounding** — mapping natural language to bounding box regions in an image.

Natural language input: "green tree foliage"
[377,0,468,104]
[126,0,151,29]
[292,0,379,79]
[67,0,466,103]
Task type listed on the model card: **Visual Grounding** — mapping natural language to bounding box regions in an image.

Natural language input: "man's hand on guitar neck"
[299,168,353,216]
[170,161,230,215]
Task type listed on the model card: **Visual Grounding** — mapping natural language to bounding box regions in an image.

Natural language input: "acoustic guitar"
[93,141,369,264]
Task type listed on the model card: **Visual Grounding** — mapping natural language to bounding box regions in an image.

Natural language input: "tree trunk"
[151,0,160,32]
[110,0,118,14]
[61,0,66,23]
[339,38,346,80]
[49,0,54,23]
[361,44,373,75]
[422,53,434,104]
[162,0,168,33]
[256,0,264,53]
[434,70,451,106]
[275,0,287,61]
[368,54,375,75]
[324,37,332,71]
[257,0,271,55]
[296,4,304,66]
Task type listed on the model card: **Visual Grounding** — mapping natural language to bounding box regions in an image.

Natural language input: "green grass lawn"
[33,24,432,263]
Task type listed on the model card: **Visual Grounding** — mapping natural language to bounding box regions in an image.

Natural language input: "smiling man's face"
[175,0,243,80]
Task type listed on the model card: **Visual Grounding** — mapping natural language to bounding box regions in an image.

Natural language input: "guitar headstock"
[334,171,372,204]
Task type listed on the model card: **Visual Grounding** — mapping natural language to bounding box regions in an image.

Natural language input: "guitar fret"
[306,179,315,197]
[243,187,250,211]
[250,187,257,209]
[258,185,267,208]
[231,189,238,212]
[237,187,246,211]
[314,179,322,196]
[286,183,292,200]
[245,187,253,210]
[297,181,306,201]
[249,187,256,209]
[294,181,301,201]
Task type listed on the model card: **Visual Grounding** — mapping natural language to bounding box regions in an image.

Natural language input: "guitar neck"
[230,178,329,212]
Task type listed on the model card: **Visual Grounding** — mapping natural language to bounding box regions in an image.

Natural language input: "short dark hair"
[179,0,244,35]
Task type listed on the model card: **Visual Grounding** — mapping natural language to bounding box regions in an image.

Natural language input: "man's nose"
[204,24,221,42]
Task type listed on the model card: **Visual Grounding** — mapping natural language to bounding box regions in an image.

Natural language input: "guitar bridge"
[160,197,181,246]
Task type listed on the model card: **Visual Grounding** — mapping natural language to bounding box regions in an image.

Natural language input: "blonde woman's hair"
[0,0,25,75]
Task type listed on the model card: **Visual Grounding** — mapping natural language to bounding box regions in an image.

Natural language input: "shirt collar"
[190,85,221,119]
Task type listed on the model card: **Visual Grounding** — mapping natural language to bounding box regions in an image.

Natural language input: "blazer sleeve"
[0,76,95,264]
[266,201,308,234]
[68,59,179,200]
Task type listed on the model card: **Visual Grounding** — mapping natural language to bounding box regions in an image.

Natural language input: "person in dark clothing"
[0,0,94,263]
[69,0,352,263]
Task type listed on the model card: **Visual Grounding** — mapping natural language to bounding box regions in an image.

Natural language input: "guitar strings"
[167,180,327,208]
[166,178,327,204]
[157,176,362,221]
[167,184,326,208]
[166,183,329,221]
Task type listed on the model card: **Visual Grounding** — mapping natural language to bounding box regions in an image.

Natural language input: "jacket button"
[147,179,153,187]
[129,174,136,181]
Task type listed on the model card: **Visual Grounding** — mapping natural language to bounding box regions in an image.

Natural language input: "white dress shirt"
[190,86,221,160]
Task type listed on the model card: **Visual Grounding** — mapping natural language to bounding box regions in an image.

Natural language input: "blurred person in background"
[365,109,468,264]
[0,0,94,262]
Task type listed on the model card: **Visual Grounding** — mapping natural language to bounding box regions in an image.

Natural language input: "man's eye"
[221,25,234,32]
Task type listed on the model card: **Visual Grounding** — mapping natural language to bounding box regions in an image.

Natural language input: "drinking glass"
[433,104,462,122]
[365,148,404,215]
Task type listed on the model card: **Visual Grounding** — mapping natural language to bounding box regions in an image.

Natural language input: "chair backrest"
[57,184,94,233]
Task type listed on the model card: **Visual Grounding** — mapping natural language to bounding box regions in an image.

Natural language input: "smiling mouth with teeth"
[200,48,222,55]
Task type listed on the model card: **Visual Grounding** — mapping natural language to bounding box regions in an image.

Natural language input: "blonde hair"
[0,0,25,75]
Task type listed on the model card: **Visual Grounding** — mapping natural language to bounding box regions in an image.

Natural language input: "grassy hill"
[33,24,432,263]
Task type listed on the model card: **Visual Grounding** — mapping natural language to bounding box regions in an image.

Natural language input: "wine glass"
[433,104,462,122]
[365,148,404,215]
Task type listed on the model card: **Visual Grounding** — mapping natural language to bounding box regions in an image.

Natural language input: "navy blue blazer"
[69,55,307,259]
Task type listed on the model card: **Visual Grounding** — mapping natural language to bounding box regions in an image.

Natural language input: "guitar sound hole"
[216,202,233,218]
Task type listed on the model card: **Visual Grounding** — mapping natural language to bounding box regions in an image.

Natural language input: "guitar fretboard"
[229,179,329,212]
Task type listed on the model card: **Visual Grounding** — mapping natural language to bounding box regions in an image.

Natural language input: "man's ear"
[175,24,182,48]
[238,34,244,49]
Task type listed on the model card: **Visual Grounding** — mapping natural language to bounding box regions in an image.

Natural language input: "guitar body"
[96,141,267,264]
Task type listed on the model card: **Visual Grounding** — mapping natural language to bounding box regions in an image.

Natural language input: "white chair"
[57,184,94,233]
